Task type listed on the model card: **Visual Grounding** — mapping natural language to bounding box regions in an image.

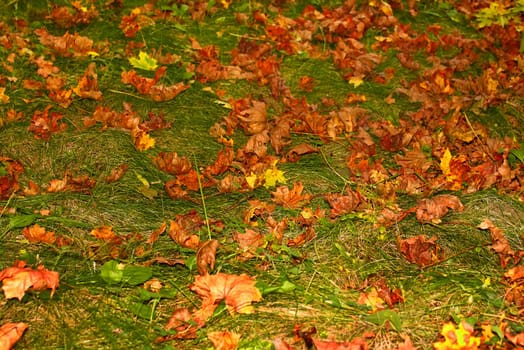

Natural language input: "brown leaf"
[208,331,241,350]
[196,239,219,275]
[415,194,464,224]
[146,222,167,245]
[0,322,28,350]
[190,273,262,317]
[312,336,369,350]
[105,164,129,183]
[35,28,95,57]
[286,143,318,163]
[154,152,192,175]
[325,189,366,218]
[399,235,442,267]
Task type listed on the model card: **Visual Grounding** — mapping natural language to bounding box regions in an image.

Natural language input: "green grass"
[1,0,524,349]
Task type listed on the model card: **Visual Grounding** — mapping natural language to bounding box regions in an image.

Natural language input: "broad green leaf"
[129,51,158,71]
[100,260,124,284]
[100,260,152,286]
[256,280,297,296]
[8,214,37,230]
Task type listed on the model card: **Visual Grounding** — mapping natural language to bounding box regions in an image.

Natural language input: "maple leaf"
[35,29,95,57]
[190,273,262,316]
[0,322,28,350]
[73,62,102,100]
[91,226,118,241]
[399,235,442,267]
[233,228,265,259]
[207,331,241,350]
[131,126,155,151]
[433,321,481,350]
[264,161,286,189]
[0,261,60,300]
[415,194,464,224]
[129,51,158,71]
[196,239,220,275]
[271,182,312,208]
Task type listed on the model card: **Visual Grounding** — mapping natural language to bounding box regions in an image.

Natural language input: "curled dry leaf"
[28,105,67,140]
[399,235,442,267]
[0,322,28,350]
[22,224,71,247]
[196,239,219,275]
[207,331,241,350]
[154,152,192,175]
[478,218,522,268]
[168,211,203,249]
[415,194,464,224]
[190,272,262,316]
[0,261,60,300]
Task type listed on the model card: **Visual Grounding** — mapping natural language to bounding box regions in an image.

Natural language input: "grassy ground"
[0,0,523,349]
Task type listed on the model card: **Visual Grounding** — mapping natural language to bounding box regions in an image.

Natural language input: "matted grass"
[1,0,523,349]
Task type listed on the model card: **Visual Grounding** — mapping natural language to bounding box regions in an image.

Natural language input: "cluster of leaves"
[0,0,523,348]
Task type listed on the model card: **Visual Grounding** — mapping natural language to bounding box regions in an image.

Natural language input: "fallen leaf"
[325,189,366,218]
[415,194,464,224]
[0,261,59,300]
[433,321,480,350]
[0,322,28,350]
[22,224,71,246]
[28,105,67,140]
[73,62,102,100]
[478,218,521,268]
[91,226,117,241]
[399,235,442,267]
[312,336,369,350]
[271,182,312,208]
[105,164,129,183]
[190,273,262,317]
[129,51,158,71]
[208,331,241,350]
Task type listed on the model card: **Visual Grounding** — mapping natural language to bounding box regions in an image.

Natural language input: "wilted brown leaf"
[105,164,129,183]
[325,189,366,218]
[28,105,67,140]
[167,211,203,249]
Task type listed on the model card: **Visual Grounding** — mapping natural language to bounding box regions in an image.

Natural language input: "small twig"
[463,112,495,161]
[107,89,148,101]
[319,148,352,186]
[194,157,212,240]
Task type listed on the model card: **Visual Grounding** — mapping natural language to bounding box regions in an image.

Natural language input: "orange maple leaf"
[271,182,312,209]
[0,322,28,350]
[0,261,59,300]
[190,273,262,316]
[414,194,464,224]
[22,224,70,247]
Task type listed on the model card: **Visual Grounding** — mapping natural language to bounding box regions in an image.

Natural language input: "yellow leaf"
[348,76,364,88]
[245,173,257,189]
[0,87,9,104]
[263,161,286,188]
[439,148,452,176]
